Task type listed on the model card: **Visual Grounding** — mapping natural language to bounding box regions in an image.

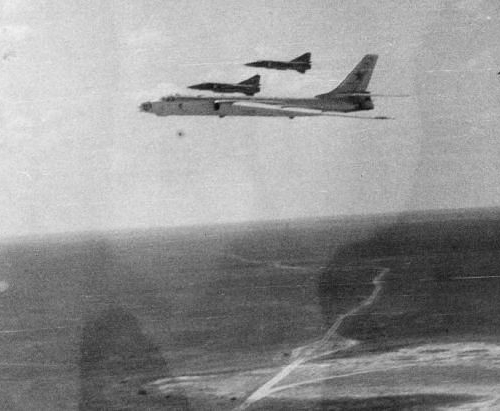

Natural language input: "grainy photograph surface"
[1,1,500,409]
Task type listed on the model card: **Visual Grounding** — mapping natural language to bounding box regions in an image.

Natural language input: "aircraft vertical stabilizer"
[316,54,378,98]
[238,75,260,85]
[290,52,311,63]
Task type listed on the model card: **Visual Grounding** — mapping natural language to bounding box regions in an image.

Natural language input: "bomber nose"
[140,101,153,112]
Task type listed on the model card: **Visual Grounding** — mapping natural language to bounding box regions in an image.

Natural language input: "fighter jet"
[140,54,396,119]
[188,75,260,96]
[245,52,311,74]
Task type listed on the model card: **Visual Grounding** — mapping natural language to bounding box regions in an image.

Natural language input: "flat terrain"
[2,209,500,409]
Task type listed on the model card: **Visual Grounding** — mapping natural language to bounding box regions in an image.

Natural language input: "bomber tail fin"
[238,75,260,86]
[316,54,378,99]
[290,52,311,63]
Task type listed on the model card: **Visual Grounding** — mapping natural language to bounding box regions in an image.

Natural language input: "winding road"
[236,266,390,410]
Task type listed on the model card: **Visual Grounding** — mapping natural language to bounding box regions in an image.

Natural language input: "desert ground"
[1,209,500,409]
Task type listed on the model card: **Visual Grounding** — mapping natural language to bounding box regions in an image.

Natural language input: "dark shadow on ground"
[79,305,189,410]
[316,209,500,355]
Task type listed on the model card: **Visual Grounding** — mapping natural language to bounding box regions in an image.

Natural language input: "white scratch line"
[453,276,500,280]
[223,253,313,272]
[0,362,68,368]
[0,326,69,334]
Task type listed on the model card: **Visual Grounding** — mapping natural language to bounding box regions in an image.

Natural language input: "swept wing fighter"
[245,52,311,73]
[188,75,260,96]
[140,54,395,119]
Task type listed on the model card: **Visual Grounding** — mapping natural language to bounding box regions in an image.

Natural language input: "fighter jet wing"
[217,101,393,119]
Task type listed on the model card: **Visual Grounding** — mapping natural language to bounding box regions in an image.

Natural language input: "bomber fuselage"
[140,94,373,117]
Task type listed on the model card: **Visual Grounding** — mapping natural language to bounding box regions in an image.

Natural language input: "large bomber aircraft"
[188,74,260,96]
[245,52,311,73]
[140,54,392,119]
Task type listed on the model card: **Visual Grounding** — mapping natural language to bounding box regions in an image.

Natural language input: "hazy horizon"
[3,205,500,245]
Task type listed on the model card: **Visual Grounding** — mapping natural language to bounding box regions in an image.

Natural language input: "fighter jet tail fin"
[316,54,378,99]
[290,52,311,63]
[238,75,260,85]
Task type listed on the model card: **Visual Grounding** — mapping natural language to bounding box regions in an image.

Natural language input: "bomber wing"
[233,102,320,117]
[215,100,392,119]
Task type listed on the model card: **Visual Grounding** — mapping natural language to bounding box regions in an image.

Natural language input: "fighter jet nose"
[140,102,153,112]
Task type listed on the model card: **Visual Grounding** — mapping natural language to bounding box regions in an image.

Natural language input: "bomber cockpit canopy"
[161,95,176,102]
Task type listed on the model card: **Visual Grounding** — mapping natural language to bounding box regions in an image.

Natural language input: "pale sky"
[1,0,499,236]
